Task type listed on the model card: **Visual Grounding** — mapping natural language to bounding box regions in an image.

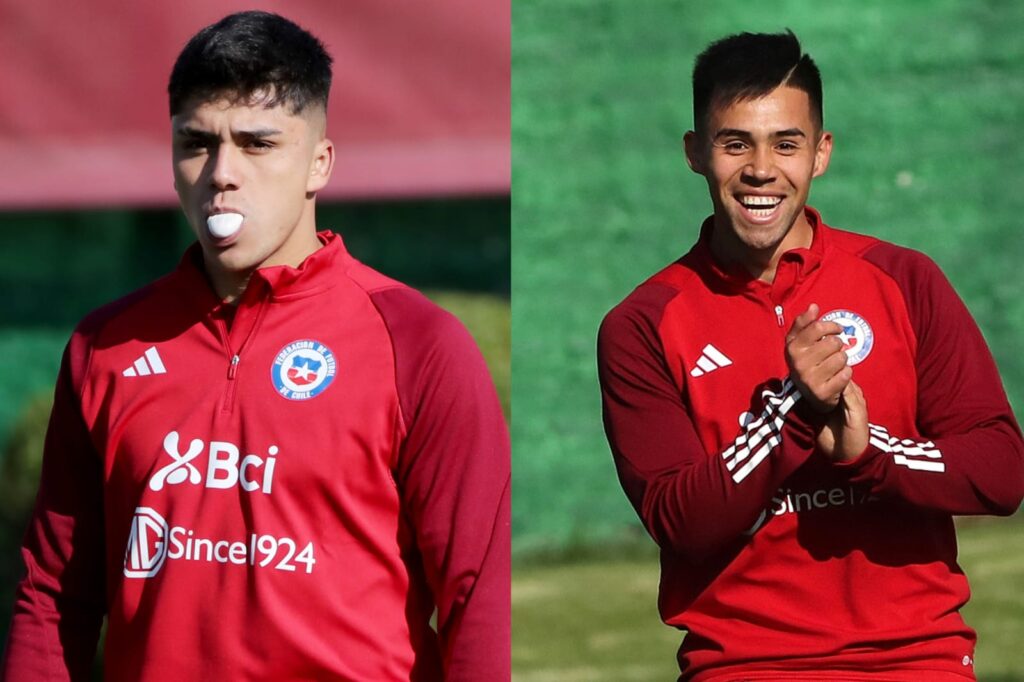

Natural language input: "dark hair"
[168,11,332,116]
[692,30,822,132]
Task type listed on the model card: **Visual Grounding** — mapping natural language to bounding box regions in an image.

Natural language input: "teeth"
[739,195,782,207]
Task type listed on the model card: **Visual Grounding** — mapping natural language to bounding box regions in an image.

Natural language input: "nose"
[743,146,775,183]
[209,144,241,191]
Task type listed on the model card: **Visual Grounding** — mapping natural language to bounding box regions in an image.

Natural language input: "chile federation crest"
[820,309,874,366]
[272,340,337,400]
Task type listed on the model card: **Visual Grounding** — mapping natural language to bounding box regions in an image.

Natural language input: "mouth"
[205,210,245,244]
[735,194,784,222]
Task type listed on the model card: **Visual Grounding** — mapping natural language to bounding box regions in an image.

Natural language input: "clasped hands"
[785,303,868,463]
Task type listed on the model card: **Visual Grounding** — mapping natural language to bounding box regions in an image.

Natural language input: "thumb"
[842,380,867,421]
[788,303,820,338]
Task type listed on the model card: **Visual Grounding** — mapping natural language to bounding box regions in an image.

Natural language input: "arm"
[2,341,106,681]
[374,288,510,681]
[597,285,829,561]
[834,248,1024,515]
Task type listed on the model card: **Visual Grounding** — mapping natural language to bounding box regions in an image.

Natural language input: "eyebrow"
[236,128,283,138]
[174,126,284,139]
[713,127,807,140]
[174,126,217,140]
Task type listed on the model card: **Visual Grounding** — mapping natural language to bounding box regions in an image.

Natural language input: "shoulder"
[365,285,490,428]
[334,250,467,342]
[66,275,177,388]
[370,286,473,353]
[826,224,945,284]
[825,224,961,337]
[74,280,165,342]
[599,266,690,358]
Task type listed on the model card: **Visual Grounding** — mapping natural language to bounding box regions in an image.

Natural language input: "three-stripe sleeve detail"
[868,423,945,473]
[723,379,801,483]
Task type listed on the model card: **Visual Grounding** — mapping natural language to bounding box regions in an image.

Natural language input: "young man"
[3,12,509,681]
[598,31,1024,680]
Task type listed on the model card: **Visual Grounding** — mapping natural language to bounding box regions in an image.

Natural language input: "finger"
[793,320,844,347]
[792,340,848,376]
[805,334,847,365]
[815,365,853,405]
[786,303,820,341]
[803,356,851,402]
[845,380,864,403]
[842,381,867,418]
[819,349,851,377]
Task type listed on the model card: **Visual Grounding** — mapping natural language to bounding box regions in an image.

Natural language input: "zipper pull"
[228,354,240,379]
[774,305,784,327]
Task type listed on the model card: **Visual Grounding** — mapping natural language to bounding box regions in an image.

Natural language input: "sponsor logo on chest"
[126,432,318,578]
[123,506,316,578]
[149,431,279,494]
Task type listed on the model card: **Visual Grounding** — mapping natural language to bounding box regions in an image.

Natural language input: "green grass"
[513,517,1024,680]
[512,0,1024,550]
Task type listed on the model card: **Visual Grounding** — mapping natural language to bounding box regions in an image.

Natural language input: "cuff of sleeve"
[787,388,828,435]
[783,387,827,450]
[830,441,877,469]
[831,442,887,489]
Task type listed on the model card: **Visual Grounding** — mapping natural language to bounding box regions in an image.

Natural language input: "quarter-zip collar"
[689,206,827,304]
[174,230,348,316]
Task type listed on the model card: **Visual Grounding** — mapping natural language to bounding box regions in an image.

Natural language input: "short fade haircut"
[168,11,332,117]
[692,30,822,133]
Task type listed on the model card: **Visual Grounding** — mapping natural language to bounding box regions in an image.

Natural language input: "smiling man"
[3,12,509,681]
[598,31,1024,680]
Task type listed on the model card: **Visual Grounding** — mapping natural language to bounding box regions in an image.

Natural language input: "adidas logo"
[690,344,732,377]
[123,346,167,377]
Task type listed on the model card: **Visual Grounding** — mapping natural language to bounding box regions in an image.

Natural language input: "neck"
[206,267,252,306]
[204,224,323,305]
[709,212,813,283]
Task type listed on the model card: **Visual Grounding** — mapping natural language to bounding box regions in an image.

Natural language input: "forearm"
[2,344,106,681]
[853,244,1024,515]
[611,379,821,560]
[838,417,1024,515]
[440,478,510,681]
[4,553,104,682]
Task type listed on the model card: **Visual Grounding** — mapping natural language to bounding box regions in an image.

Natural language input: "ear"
[306,137,335,193]
[683,131,706,175]
[811,130,833,178]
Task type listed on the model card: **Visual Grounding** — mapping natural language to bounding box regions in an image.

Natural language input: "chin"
[734,211,801,249]
[728,220,783,250]
[205,247,257,273]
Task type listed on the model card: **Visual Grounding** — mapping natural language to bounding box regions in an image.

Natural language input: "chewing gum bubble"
[207,213,243,239]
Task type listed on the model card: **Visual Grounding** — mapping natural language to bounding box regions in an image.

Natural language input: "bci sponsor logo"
[745,485,877,535]
[149,431,279,494]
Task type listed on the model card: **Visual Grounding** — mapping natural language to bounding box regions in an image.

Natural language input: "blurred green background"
[0,198,509,673]
[512,0,1024,679]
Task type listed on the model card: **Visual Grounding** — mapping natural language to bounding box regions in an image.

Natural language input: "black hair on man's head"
[692,30,822,133]
[168,11,332,116]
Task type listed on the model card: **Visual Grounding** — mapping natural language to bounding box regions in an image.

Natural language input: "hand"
[816,380,869,462]
[785,303,852,412]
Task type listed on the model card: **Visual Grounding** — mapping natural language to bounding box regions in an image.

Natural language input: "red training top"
[4,232,510,681]
[598,208,1024,681]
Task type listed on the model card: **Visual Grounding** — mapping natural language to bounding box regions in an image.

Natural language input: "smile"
[736,194,783,220]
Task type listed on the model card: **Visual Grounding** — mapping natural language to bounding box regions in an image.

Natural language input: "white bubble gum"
[207,213,244,239]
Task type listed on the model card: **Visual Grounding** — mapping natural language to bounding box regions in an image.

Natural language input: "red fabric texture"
[597,208,1024,681]
[3,232,510,680]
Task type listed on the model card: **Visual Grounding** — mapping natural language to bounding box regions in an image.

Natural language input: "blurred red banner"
[0,0,509,209]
